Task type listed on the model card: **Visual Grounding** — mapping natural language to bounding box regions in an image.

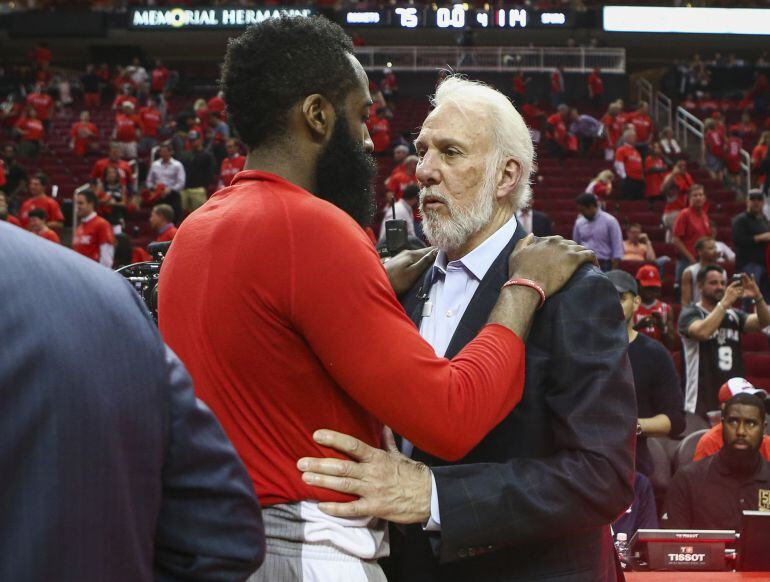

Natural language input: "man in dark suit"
[297,76,636,581]
[0,222,265,581]
[517,204,553,237]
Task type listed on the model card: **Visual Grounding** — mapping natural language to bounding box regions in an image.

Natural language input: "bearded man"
[158,17,593,581]
[298,76,637,581]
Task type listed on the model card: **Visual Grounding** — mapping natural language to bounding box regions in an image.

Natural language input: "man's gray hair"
[430,75,535,211]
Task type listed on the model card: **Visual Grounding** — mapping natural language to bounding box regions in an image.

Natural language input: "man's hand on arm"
[297,427,432,524]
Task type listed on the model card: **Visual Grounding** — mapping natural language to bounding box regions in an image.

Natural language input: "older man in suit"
[298,76,637,581]
[0,222,265,581]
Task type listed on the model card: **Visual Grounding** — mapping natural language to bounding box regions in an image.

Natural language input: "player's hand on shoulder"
[508,234,596,297]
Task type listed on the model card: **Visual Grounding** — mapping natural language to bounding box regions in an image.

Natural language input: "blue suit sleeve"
[153,346,265,581]
[431,270,637,562]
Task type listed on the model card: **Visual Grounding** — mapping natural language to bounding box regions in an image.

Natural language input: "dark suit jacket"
[0,222,265,582]
[397,224,637,581]
[531,210,553,238]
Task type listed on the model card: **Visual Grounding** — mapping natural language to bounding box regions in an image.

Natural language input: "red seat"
[742,333,769,352]
[744,353,770,377]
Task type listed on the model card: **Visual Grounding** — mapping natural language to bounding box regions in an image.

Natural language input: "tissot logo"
[666,553,706,562]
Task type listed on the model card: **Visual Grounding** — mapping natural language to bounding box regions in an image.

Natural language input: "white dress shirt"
[405,214,518,530]
[146,157,186,192]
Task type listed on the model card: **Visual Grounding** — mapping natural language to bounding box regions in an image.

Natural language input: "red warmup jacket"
[158,171,526,506]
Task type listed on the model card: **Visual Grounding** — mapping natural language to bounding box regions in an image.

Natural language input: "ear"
[301,94,335,142]
[495,157,522,202]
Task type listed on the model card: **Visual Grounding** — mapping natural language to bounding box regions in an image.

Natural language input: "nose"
[416,151,440,187]
[362,124,374,154]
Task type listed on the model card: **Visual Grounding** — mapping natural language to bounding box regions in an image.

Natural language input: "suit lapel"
[443,224,527,359]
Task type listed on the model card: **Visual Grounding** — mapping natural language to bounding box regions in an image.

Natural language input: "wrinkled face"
[76,194,93,218]
[690,188,706,209]
[29,178,44,197]
[722,403,765,453]
[700,270,726,303]
[415,102,501,253]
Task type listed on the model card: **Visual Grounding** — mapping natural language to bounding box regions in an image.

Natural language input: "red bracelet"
[501,278,546,309]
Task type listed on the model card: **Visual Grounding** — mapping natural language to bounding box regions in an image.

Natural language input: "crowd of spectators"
[2,42,769,548]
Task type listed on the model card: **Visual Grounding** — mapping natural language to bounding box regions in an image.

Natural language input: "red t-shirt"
[631,113,654,143]
[705,129,724,158]
[16,117,44,142]
[615,144,643,180]
[151,67,169,93]
[673,207,711,257]
[70,121,98,155]
[588,73,604,96]
[513,75,526,95]
[644,155,667,198]
[633,300,671,342]
[602,114,622,149]
[663,171,694,213]
[547,113,568,147]
[26,92,53,120]
[155,224,177,243]
[91,158,133,186]
[367,115,390,153]
[385,170,416,200]
[138,107,162,138]
[694,424,770,462]
[724,137,743,173]
[73,214,115,261]
[158,171,526,506]
[114,113,141,142]
[19,195,64,227]
[550,71,563,93]
[112,94,138,111]
[752,144,768,185]
[220,155,245,187]
[36,228,60,244]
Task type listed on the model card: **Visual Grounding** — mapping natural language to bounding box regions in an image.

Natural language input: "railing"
[637,78,673,131]
[637,78,752,195]
[353,46,626,73]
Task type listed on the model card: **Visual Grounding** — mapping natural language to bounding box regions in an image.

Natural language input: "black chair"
[682,412,709,436]
[672,428,709,475]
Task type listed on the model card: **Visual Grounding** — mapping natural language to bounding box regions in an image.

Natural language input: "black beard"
[719,445,761,476]
[315,112,376,227]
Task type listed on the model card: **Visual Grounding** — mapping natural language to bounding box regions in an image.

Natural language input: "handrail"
[636,78,752,195]
[352,46,626,73]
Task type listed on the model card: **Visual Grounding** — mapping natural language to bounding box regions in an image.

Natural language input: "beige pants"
[180,187,207,213]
